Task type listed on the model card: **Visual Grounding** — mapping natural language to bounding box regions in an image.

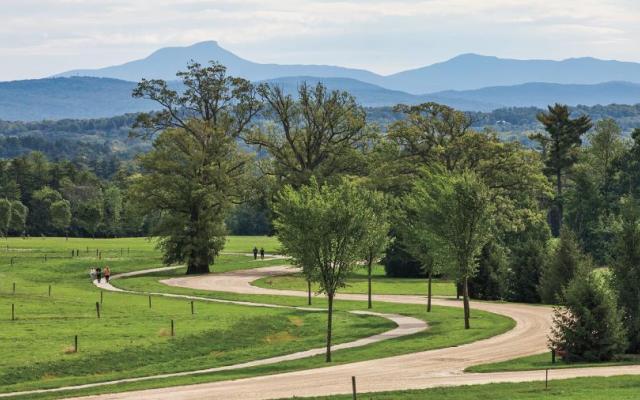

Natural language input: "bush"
[468,242,508,300]
[549,273,627,362]
[383,240,424,278]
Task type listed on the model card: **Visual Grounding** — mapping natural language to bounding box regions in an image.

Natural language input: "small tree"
[274,179,374,361]
[549,273,627,362]
[361,190,390,309]
[402,170,494,328]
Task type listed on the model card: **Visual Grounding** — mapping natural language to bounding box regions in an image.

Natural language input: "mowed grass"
[292,375,640,400]
[0,237,392,394]
[0,236,515,399]
[467,352,640,373]
[253,264,457,296]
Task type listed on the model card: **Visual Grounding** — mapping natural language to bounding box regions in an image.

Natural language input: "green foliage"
[549,273,627,362]
[402,170,495,327]
[273,178,378,360]
[531,104,593,235]
[539,228,590,304]
[245,82,374,188]
[505,220,550,303]
[130,62,260,274]
[468,242,509,300]
[611,198,640,353]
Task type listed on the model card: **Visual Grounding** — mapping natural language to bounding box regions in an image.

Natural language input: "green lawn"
[292,375,640,399]
[253,264,457,296]
[467,352,640,373]
[0,237,388,394]
[0,236,515,400]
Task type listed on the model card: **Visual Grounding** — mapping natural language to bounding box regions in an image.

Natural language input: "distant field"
[253,264,457,297]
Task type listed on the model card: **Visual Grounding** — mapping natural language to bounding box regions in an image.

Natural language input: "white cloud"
[1,0,639,80]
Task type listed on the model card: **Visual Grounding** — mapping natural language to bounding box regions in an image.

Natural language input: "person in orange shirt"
[104,266,111,283]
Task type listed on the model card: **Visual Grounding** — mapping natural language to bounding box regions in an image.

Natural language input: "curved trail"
[0,265,426,399]
[62,264,640,400]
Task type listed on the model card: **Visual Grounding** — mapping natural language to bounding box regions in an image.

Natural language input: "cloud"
[1,0,639,80]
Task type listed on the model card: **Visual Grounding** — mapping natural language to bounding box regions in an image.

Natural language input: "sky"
[2,0,640,81]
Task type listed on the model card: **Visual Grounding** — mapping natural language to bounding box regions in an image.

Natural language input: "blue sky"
[2,0,640,81]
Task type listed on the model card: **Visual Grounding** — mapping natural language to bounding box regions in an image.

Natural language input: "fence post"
[95,302,100,319]
[171,320,175,336]
[74,335,78,352]
[545,368,549,390]
[11,304,15,321]
[148,295,152,308]
[48,285,51,297]
[100,290,103,305]
[12,282,15,295]
[191,301,194,315]
[352,376,357,400]
[44,254,47,262]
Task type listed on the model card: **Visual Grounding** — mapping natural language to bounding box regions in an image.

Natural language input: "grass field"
[0,236,515,399]
[253,264,457,296]
[293,375,640,399]
[0,237,391,394]
[467,352,640,373]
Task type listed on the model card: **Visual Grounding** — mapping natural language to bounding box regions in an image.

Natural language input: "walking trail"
[0,263,425,399]
[27,264,640,399]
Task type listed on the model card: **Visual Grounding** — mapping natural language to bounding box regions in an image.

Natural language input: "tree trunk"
[325,293,334,362]
[367,258,373,309]
[463,276,471,329]
[556,169,563,235]
[307,279,312,305]
[427,271,432,312]
[186,250,210,275]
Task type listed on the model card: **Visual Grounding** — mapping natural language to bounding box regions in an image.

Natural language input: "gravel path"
[58,264,640,400]
[0,265,426,399]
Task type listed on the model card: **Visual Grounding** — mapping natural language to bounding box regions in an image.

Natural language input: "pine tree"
[549,273,627,362]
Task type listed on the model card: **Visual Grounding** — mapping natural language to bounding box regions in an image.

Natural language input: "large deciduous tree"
[531,104,592,235]
[130,62,260,274]
[245,82,374,187]
[274,179,375,361]
[402,171,494,329]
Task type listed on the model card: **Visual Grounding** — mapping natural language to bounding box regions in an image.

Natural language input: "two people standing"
[89,266,111,283]
[252,247,265,260]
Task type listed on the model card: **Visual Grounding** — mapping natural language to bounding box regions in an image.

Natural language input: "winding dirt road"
[62,265,640,400]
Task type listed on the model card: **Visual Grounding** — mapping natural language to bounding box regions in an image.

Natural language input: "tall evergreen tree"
[532,104,592,235]
[539,228,589,303]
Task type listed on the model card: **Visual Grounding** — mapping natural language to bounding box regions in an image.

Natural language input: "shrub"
[549,273,627,362]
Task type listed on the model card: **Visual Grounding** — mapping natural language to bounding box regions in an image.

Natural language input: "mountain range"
[1,41,639,121]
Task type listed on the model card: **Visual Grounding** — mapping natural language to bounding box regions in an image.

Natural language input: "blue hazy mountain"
[0,77,156,121]
[53,42,640,94]
[433,81,640,109]
[2,75,639,121]
[385,53,640,93]
[55,41,383,84]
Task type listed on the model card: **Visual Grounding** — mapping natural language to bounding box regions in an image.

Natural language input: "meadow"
[0,236,513,399]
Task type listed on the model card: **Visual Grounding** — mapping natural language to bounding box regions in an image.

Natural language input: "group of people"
[89,266,111,283]
[252,247,265,260]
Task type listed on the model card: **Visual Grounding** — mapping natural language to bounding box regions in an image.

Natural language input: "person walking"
[253,246,258,260]
[89,267,97,281]
[104,266,111,283]
[260,247,265,260]
[96,267,102,283]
